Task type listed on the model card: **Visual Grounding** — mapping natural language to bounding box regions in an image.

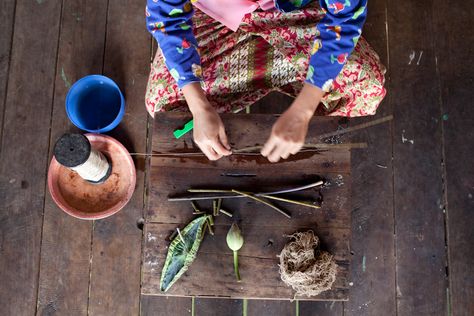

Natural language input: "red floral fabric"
[145,2,386,117]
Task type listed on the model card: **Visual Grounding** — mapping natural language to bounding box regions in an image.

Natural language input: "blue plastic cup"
[66,75,125,133]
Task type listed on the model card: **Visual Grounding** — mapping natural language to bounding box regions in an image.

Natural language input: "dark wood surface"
[300,301,343,316]
[0,0,15,148]
[195,298,243,316]
[36,0,107,314]
[388,0,448,315]
[0,0,62,314]
[434,0,474,314]
[141,296,192,316]
[247,299,294,315]
[343,0,397,314]
[0,0,473,314]
[87,0,150,314]
[143,113,352,300]
[0,0,151,315]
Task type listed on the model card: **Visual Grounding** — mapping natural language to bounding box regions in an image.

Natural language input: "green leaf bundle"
[160,215,211,292]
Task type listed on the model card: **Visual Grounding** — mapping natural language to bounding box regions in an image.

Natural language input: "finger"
[216,131,232,155]
[218,128,232,152]
[281,149,291,160]
[202,144,221,161]
[290,143,303,155]
[261,136,277,157]
[212,138,231,156]
[268,144,287,163]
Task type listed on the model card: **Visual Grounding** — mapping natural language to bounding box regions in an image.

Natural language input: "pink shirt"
[193,0,275,32]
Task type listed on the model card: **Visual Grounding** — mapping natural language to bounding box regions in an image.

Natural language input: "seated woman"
[145,0,386,162]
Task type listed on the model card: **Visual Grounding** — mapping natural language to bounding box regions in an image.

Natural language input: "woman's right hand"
[183,83,232,160]
[192,105,231,160]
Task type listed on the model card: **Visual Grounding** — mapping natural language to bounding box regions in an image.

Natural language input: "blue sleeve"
[306,0,367,91]
[146,0,202,88]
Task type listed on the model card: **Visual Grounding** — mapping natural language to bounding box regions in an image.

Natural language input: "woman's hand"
[183,83,232,160]
[261,107,311,162]
[192,106,231,160]
[261,83,325,163]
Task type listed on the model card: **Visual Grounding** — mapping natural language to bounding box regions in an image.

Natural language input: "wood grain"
[1,0,473,314]
[36,0,108,314]
[247,299,294,316]
[434,0,474,314]
[152,113,343,154]
[343,0,397,314]
[0,0,15,150]
[141,295,192,316]
[144,113,351,301]
[388,0,448,314]
[150,150,351,172]
[0,0,62,314]
[87,0,151,314]
[145,223,350,260]
[195,298,242,316]
[149,168,350,228]
[300,301,343,316]
[142,252,348,300]
[344,110,396,316]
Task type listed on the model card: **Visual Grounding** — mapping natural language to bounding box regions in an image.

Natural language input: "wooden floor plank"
[141,295,191,316]
[36,0,108,314]
[145,224,349,261]
[343,113,395,316]
[0,0,62,314]
[433,1,474,314]
[195,298,242,316]
[300,301,343,316]
[87,0,151,314]
[388,0,448,314]
[0,0,16,150]
[247,299,294,316]
[344,0,397,315]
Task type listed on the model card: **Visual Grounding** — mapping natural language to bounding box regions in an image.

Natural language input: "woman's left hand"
[261,83,325,163]
[261,107,311,162]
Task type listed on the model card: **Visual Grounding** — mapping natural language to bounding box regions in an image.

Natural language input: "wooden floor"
[0,0,472,315]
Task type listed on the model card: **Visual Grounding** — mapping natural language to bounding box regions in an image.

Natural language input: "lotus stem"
[259,194,321,209]
[207,223,214,235]
[263,181,324,195]
[216,199,222,213]
[168,230,178,241]
[233,250,241,282]
[190,201,200,212]
[188,189,233,193]
[201,222,209,241]
[231,190,291,218]
[170,181,324,202]
[219,209,233,217]
[213,199,219,216]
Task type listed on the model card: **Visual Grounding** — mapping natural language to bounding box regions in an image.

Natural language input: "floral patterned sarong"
[145,2,386,117]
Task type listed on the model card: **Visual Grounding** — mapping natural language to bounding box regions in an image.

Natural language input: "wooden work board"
[142,113,352,301]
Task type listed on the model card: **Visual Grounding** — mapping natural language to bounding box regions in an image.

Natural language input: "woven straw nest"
[279,230,337,297]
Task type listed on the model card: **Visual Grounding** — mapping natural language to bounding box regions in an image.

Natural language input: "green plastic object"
[173,119,194,139]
